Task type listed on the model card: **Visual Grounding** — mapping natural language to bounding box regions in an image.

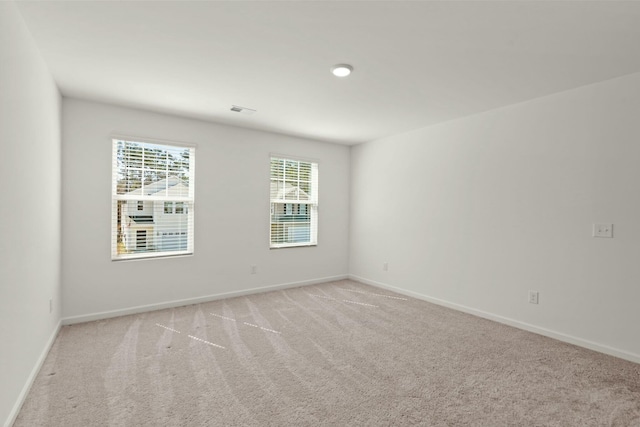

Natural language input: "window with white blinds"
[270,156,318,248]
[111,138,195,260]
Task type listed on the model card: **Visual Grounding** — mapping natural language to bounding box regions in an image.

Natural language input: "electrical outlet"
[528,291,539,305]
[593,223,613,238]
[250,265,257,274]
[383,262,388,271]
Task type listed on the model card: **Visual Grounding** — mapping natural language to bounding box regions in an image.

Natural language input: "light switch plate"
[593,223,613,238]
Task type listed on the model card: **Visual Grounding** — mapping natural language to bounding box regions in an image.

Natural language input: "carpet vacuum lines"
[186,335,226,349]
[210,312,282,334]
[308,293,379,308]
[154,323,227,350]
[155,323,181,334]
[338,288,409,301]
[15,280,640,426]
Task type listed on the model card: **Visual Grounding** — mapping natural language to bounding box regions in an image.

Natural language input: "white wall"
[0,3,62,426]
[62,99,350,320]
[350,72,640,362]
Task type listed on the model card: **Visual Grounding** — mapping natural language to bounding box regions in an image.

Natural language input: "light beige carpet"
[14,280,640,426]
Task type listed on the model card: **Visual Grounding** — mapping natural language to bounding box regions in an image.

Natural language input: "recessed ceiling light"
[331,64,353,77]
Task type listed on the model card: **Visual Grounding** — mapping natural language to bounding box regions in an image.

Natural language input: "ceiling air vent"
[230,105,256,115]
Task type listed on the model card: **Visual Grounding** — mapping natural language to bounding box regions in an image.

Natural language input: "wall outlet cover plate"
[593,223,613,238]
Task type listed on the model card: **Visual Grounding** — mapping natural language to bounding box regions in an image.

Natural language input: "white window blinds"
[111,138,195,260]
[270,156,318,248]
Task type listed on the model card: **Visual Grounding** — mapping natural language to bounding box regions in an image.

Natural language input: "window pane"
[116,199,191,256]
[269,156,317,248]
[299,162,311,181]
[271,158,284,179]
[123,142,143,168]
[271,202,311,244]
[270,179,284,199]
[116,170,142,195]
[143,169,164,187]
[285,160,298,180]
[284,181,298,200]
[113,139,195,260]
[143,147,164,171]
[299,182,311,200]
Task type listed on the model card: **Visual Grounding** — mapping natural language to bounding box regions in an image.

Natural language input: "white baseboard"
[349,274,640,365]
[5,320,62,427]
[62,275,348,325]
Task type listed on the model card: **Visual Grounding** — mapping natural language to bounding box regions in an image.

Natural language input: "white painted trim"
[62,275,348,325]
[5,320,62,427]
[111,133,197,149]
[270,152,320,165]
[349,274,640,365]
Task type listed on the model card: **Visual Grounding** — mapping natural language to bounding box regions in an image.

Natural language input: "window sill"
[270,243,317,250]
[112,251,193,262]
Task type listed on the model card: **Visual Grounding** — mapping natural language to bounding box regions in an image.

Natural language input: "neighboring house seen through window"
[111,138,195,260]
[270,156,318,248]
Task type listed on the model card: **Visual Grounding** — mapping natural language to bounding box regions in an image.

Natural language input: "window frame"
[269,154,319,249]
[111,136,196,261]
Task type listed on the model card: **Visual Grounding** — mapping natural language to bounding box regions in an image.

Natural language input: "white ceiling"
[15,1,640,145]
